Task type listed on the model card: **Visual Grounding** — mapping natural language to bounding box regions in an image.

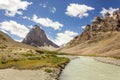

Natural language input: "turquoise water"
[60,57,120,80]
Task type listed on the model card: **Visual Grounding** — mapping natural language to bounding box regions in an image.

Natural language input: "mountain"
[60,8,120,57]
[22,25,59,48]
[0,31,13,49]
[0,31,36,51]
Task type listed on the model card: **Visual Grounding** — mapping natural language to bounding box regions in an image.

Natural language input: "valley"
[0,1,120,80]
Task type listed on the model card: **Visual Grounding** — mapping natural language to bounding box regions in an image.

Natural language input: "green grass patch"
[44,68,52,73]
[35,50,68,55]
[0,55,69,69]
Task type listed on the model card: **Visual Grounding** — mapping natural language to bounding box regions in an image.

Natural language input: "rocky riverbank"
[94,57,120,66]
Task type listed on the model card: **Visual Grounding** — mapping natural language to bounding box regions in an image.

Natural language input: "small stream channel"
[60,56,120,80]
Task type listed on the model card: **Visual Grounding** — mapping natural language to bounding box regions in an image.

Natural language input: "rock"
[118,8,120,14]
[105,12,110,17]
[93,16,101,23]
[22,25,59,48]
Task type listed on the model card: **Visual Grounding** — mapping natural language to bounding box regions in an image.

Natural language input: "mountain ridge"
[60,8,120,57]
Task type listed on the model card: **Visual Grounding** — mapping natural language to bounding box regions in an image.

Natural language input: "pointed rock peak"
[93,16,101,22]
[22,25,59,48]
[32,25,41,29]
[113,11,117,15]
[105,12,110,17]
[118,8,120,13]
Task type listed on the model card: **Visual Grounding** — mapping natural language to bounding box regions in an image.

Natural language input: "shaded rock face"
[22,25,59,48]
[66,8,120,47]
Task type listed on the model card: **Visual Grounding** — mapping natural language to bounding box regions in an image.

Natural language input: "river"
[60,56,120,80]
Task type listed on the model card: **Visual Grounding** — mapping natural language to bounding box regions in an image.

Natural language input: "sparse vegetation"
[82,54,97,57]
[111,56,120,59]
[21,53,35,57]
[44,68,52,73]
[0,42,7,49]
[35,49,68,55]
[0,53,69,69]
[0,31,70,70]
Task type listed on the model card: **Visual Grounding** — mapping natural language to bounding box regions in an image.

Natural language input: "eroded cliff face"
[66,8,120,47]
[22,25,59,48]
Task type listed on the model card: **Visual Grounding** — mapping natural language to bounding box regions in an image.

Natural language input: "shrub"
[35,50,44,54]
[13,59,19,62]
[22,53,35,57]
[7,55,11,57]
[28,57,41,60]
[50,54,57,58]
[14,53,17,55]
[1,60,8,64]
[44,68,52,73]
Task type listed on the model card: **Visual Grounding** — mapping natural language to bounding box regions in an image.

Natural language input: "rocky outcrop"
[22,25,59,48]
[66,8,120,47]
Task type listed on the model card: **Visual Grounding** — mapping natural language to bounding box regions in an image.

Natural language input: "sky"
[0,0,120,46]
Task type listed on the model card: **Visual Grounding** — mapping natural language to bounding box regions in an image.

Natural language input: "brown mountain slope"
[60,8,120,57]
[0,31,36,51]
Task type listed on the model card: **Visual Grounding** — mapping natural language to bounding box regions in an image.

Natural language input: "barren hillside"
[60,8,120,58]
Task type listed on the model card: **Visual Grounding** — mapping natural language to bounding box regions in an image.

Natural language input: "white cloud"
[100,7,119,16]
[0,20,29,38]
[32,14,63,30]
[0,0,32,17]
[40,2,56,14]
[0,29,8,34]
[65,3,94,18]
[81,26,86,29]
[22,16,31,20]
[28,25,33,29]
[15,39,23,42]
[40,2,48,8]
[50,7,56,13]
[52,30,78,46]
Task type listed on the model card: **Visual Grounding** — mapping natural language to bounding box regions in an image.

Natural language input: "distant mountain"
[22,25,59,48]
[60,8,120,57]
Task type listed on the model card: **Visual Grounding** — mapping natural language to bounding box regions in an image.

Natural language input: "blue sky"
[0,0,120,46]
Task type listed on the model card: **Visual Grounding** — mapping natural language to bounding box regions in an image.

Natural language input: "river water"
[60,56,120,80]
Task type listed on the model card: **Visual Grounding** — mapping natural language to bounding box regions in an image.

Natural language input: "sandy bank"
[94,57,120,66]
[0,68,60,80]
